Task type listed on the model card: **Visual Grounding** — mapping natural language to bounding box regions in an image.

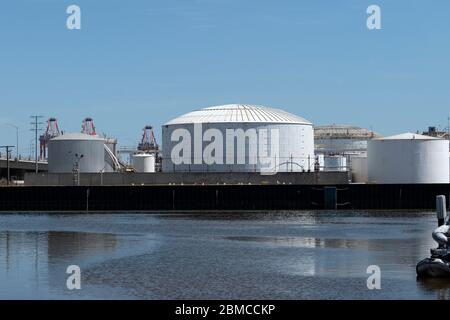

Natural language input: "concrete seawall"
[0,183,449,211]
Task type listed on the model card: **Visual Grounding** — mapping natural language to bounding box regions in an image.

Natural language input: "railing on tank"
[160,156,350,173]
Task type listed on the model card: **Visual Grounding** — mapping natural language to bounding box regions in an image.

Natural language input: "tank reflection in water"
[0,211,448,299]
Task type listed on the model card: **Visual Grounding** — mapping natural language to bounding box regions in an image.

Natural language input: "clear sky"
[0,0,449,156]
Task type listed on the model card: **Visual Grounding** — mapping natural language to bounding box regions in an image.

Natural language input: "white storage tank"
[350,156,368,183]
[132,153,156,173]
[367,133,449,184]
[162,104,315,173]
[315,125,381,155]
[323,155,347,172]
[48,133,106,173]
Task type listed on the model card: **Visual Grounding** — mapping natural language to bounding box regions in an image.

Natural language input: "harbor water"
[0,211,449,300]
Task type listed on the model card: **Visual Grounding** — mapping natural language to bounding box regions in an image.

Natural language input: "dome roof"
[314,125,381,139]
[373,132,443,141]
[164,104,312,125]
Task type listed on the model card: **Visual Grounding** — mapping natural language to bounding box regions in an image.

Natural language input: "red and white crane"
[138,125,159,152]
[82,117,97,136]
[39,117,60,159]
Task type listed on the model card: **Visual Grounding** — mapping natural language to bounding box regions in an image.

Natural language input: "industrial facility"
[1,104,450,187]
[162,104,315,173]
[47,117,121,175]
[131,125,159,173]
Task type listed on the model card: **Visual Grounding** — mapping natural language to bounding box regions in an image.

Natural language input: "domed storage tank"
[132,153,155,173]
[48,133,106,173]
[162,104,315,173]
[367,133,449,184]
[315,124,381,155]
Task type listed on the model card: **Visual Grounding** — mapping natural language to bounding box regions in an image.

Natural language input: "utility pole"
[0,145,14,186]
[30,116,43,173]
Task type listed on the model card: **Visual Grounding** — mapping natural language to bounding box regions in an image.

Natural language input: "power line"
[0,145,14,185]
[30,115,44,174]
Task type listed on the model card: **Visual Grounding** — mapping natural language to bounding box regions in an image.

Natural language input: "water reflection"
[222,225,434,281]
[0,231,117,299]
[0,232,49,298]
[417,278,450,300]
[0,211,446,299]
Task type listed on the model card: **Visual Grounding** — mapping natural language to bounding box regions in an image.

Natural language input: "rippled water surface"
[0,211,448,299]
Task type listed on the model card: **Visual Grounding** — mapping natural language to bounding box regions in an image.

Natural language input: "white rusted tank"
[368,133,449,184]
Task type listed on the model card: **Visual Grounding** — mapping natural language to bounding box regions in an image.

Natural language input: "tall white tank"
[48,133,106,173]
[132,153,155,173]
[162,104,315,173]
[367,133,450,184]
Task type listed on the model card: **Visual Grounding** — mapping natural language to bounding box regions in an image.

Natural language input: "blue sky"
[0,0,449,156]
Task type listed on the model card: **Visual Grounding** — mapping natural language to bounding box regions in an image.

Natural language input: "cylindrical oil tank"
[323,155,347,172]
[350,156,368,183]
[132,153,156,173]
[367,133,450,184]
[48,133,106,173]
[162,104,315,173]
[314,125,381,155]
